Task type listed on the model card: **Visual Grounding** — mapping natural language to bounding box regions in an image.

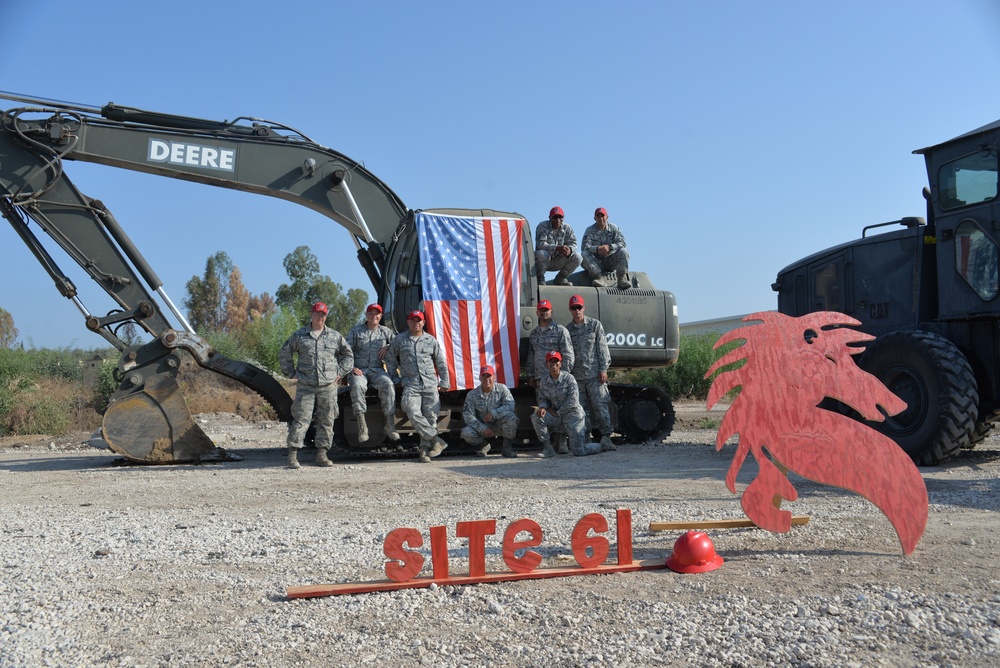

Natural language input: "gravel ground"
[1,403,999,667]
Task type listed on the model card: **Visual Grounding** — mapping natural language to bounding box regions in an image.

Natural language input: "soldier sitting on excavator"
[534,206,582,286]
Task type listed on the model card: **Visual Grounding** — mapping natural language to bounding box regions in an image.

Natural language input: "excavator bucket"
[102,374,224,463]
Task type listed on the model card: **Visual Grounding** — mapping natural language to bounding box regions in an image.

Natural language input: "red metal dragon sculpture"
[705,311,928,555]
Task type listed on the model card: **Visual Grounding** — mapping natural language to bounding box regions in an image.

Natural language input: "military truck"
[772,117,1000,465]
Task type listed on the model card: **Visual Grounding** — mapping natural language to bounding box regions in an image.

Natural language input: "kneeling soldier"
[461,365,519,458]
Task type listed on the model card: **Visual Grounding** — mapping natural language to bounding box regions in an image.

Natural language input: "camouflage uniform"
[346,321,397,418]
[531,370,602,456]
[461,383,518,446]
[567,315,613,438]
[387,331,450,444]
[526,322,575,382]
[279,326,353,452]
[534,220,582,283]
[581,221,629,280]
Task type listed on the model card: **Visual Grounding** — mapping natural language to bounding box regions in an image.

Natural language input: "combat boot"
[501,438,517,458]
[554,269,572,286]
[475,442,491,457]
[539,440,556,458]
[591,274,609,288]
[428,436,448,458]
[600,435,617,451]
[418,449,431,463]
[617,272,631,290]
[384,417,400,441]
[555,434,569,455]
[356,412,369,443]
[315,449,334,467]
[287,447,301,469]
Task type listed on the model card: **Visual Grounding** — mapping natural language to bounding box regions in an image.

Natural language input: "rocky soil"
[1,402,998,667]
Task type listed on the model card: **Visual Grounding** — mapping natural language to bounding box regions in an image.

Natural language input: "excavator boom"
[0,93,407,462]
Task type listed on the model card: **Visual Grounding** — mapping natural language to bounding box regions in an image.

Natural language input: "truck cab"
[773,119,1000,465]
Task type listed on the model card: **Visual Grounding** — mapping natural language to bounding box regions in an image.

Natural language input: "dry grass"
[177,359,278,422]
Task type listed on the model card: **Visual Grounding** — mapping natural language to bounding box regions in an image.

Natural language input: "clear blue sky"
[3,0,1000,349]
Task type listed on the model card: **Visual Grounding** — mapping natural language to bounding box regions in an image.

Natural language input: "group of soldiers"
[278,206,627,468]
[535,205,631,289]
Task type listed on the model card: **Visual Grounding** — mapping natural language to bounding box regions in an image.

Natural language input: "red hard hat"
[666,530,724,574]
[549,206,564,218]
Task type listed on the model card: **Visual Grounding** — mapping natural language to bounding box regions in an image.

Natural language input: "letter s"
[384,527,424,582]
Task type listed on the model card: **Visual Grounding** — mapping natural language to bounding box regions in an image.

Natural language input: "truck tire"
[857,330,978,465]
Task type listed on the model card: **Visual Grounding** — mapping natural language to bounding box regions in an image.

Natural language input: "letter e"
[502,518,543,573]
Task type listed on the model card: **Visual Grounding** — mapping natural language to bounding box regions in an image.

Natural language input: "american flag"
[416,212,523,390]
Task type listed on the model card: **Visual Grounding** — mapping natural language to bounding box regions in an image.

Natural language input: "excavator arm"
[0,93,408,462]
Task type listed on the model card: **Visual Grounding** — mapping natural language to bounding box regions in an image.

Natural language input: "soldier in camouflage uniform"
[279,302,354,469]
[347,303,399,443]
[460,365,519,458]
[531,351,608,457]
[387,310,451,463]
[525,299,574,387]
[534,206,582,286]
[566,294,616,451]
[581,207,631,289]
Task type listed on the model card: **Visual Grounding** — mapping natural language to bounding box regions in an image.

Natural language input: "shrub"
[614,331,743,401]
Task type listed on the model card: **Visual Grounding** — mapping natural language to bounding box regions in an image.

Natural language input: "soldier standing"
[535,206,582,286]
[460,365,519,458]
[346,303,400,443]
[279,302,354,469]
[566,294,616,451]
[387,310,451,463]
[525,299,574,388]
[531,351,609,457]
[582,207,631,289]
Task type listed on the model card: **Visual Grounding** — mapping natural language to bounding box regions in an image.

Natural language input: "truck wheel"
[858,331,978,465]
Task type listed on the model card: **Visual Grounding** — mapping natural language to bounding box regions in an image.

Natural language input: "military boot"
[539,440,556,458]
[315,449,334,467]
[600,435,617,451]
[356,412,369,443]
[428,436,448,458]
[475,441,491,457]
[287,447,301,470]
[617,272,631,290]
[554,269,572,286]
[384,417,400,441]
[591,274,609,288]
[555,434,570,454]
[501,437,517,458]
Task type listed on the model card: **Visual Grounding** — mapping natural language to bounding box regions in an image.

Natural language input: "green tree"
[275,246,366,332]
[184,252,231,332]
[0,308,18,348]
